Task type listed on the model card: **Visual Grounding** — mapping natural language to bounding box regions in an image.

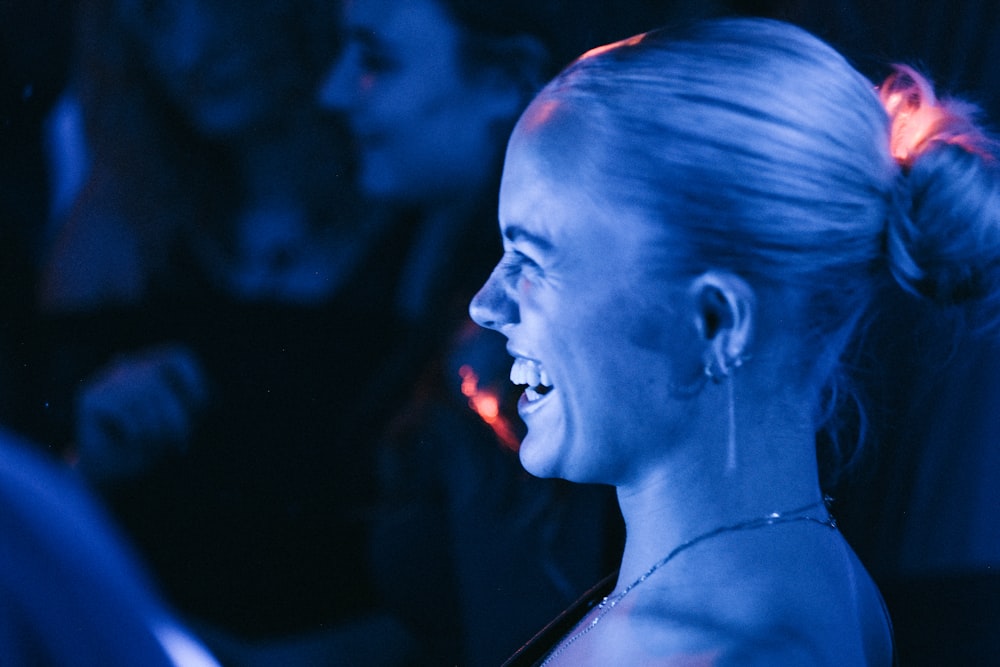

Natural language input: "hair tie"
[879,65,993,169]
[879,65,945,168]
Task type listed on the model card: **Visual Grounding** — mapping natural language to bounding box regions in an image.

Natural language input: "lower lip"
[518,388,553,416]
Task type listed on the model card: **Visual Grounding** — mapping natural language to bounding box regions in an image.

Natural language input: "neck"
[614,381,824,588]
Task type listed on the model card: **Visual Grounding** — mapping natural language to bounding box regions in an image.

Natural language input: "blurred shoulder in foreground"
[0,427,219,666]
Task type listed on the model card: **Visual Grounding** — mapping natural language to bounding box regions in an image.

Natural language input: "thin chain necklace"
[538,499,838,666]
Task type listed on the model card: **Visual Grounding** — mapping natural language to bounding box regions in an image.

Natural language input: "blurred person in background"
[27,0,418,663]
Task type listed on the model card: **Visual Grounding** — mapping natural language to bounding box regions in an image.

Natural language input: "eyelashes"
[500,250,541,286]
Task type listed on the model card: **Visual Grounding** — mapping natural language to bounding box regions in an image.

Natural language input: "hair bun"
[880,67,1000,326]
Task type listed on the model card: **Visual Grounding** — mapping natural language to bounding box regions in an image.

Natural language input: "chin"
[517,432,569,481]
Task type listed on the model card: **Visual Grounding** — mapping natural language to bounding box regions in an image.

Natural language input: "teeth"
[510,357,538,386]
[510,358,553,394]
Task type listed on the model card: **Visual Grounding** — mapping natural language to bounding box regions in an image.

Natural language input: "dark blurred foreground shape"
[0,427,220,665]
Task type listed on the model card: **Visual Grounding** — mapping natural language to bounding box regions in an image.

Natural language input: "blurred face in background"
[121,0,319,138]
[319,0,514,209]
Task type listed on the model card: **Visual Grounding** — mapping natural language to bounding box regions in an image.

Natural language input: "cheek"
[624,306,705,390]
[516,276,536,301]
[509,271,542,314]
[627,310,675,351]
[361,81,415,130]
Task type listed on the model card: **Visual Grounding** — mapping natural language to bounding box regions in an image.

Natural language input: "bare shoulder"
[622,529,893,666]
[545,526,892,666]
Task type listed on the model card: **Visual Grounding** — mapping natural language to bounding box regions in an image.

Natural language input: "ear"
[689,271,755,379]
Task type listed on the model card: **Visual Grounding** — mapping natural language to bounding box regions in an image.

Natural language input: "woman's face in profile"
[122,0,312,137]
[471,108,701,484]
[319,0,511,207]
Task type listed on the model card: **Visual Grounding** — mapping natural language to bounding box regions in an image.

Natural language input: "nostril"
[469,279,518,331]
[469,290,494,329]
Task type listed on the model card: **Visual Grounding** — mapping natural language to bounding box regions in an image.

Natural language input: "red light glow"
[458,364,520,451]
[879,65,993,166]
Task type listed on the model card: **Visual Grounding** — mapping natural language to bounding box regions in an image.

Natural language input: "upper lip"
[506,345,534,362]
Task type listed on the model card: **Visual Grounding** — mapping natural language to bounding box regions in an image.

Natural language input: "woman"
[471,18,999,665]
[317,1,725,663]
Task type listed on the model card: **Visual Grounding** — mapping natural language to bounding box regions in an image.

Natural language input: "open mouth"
[510,357,553,403]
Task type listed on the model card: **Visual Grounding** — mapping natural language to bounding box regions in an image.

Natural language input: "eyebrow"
[503,225,553,252]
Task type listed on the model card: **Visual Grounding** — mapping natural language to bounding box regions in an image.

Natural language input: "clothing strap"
[501,571,617,667]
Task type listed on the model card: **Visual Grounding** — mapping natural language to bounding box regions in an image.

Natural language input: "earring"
[703,351,748,473]
[725,371,737,472]
[703,351,746,384]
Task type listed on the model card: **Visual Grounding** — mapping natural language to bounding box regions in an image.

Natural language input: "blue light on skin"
[471,99,705,488]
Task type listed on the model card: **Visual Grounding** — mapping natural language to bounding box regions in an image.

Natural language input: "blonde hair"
[534,18,1000,483]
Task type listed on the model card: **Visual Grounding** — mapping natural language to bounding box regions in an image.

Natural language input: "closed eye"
[500,249,541,285]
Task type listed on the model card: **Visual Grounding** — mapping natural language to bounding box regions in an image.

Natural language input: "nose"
[318,44,359,112]
[469,266,519,331]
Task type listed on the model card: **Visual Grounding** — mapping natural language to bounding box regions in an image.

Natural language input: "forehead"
[500,97,599,228]
[342,0,459,46]
[499,107,668,263]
